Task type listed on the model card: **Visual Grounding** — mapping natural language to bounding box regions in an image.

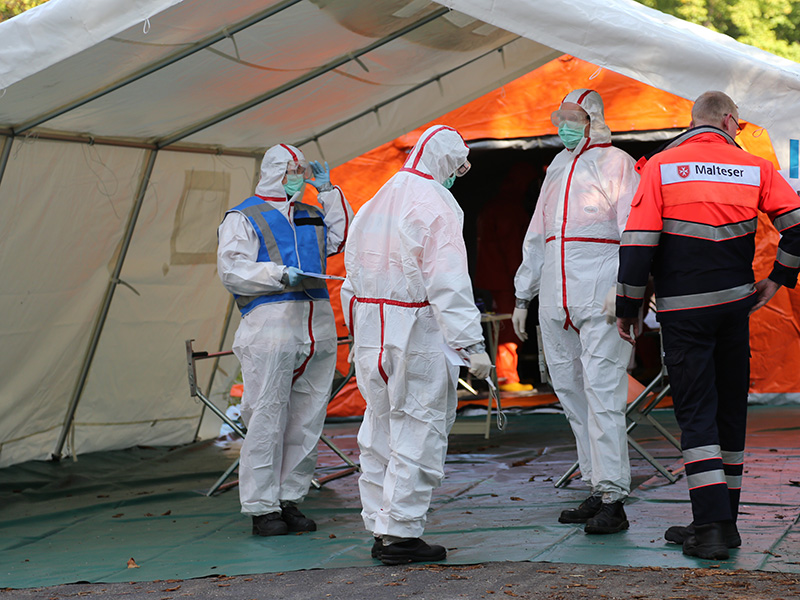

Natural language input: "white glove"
[468,352,492,380]
[512,307,528,342]
[347,345,355,364]
[602,285,617,325]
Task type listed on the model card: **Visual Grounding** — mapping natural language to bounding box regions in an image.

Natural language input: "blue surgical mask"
[558,122,586,150]
[283,173,305,197]
[442,174,456,189]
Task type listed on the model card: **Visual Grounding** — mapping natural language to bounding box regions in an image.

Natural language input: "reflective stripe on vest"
[227,197,329,315]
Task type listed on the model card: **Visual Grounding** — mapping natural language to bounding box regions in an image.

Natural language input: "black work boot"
[584,501,629,534]
[280,502,317,532]
[380,538,447,566]
[371,536,383,559]
[559,495,603,524]
[682,522,730,560]
[252,512,289,536]
[665,521,741,548]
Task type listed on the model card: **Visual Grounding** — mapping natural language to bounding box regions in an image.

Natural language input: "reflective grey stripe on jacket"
[657,283,755,312]
[621,230,661,246]
[773,207,800,232]
[662,217,757,241]
[777,247,800,268]
[617,282,646,300]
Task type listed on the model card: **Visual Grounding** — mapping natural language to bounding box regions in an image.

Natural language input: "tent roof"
[2,0,799,168]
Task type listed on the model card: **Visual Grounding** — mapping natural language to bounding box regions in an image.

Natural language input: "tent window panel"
[171,170,230,265]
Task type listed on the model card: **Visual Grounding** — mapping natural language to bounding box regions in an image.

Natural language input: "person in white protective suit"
[341,125,492,565]
[217,143,353,537]
[512,90,639,534]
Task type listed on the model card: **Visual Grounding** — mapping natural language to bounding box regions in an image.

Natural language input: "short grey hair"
[692,91,738,127]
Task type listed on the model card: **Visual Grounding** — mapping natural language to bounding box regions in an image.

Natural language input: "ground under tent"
[2,408,800,589]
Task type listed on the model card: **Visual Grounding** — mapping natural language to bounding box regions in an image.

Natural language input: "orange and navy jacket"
[616,127,800,322]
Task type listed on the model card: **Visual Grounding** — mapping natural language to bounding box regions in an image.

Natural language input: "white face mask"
[283,173,305,196]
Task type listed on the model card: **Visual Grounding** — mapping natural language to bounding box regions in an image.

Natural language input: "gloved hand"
[602,285,617,324]
[468,352,492,380]
[512,307,528,342]
[282,266,307,287]
[305,160,333,192]
[347,345,355,364]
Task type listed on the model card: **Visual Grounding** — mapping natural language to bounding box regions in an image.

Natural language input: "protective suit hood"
[255,143,306,198]
[561,89,612,149]
[403,125,469,184]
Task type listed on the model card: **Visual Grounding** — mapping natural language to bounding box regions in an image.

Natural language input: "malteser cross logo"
[677,165,690,178]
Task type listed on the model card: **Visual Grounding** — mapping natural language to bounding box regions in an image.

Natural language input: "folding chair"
[547,328,682,488]
[185,337,359,496]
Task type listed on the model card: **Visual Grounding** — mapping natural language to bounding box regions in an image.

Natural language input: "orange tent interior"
[308,55,800,418]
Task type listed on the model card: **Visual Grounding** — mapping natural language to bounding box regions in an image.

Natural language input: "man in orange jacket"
[616,91,800,560]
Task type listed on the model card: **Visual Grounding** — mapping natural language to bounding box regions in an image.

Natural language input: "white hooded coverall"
[217,143,353,516]
[514,90,639,500]
[341,126,485,539]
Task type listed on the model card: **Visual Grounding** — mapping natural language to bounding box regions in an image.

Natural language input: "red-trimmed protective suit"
[514,89,639,501]
[341,126,488,539]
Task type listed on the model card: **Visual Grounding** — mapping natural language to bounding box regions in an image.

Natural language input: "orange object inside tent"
[302,55,800,418]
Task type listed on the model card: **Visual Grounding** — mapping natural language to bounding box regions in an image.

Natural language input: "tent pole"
[157,6,450,148]
[293,38,528,148]
[0,134,13,186]
[14,0,304,135]
[192,296,236,442]
[51,149,159,461]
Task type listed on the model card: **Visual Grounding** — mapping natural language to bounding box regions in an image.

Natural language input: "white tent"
[1,0,798,468]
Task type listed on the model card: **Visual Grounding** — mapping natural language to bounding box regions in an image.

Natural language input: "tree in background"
[1,0,47,22]
[636,0,800,61]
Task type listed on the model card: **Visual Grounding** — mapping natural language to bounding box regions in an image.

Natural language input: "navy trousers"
[660,307,750,525]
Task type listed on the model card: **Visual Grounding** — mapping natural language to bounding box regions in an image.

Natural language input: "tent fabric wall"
[67,152,256,457]
[0,141,145,466]
[0,144,257,466]
[1,0,799,467]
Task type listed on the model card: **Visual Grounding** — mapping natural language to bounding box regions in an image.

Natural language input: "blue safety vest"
[226,196,329,315]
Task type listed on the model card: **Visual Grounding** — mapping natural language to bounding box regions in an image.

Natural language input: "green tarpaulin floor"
[2,407,799,589]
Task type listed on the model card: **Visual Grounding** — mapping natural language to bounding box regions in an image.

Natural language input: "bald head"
[691,91,739,129]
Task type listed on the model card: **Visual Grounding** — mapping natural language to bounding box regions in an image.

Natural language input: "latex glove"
[282,266,307,287]
[512,307,528,342]
[347,345,355,364]
[305,160,333,192]
[468,352,492,380]
[602,285,617,324]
